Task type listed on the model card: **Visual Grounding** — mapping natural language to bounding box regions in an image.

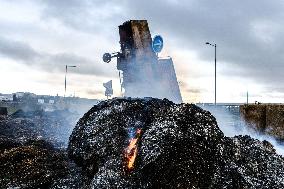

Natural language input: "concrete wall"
[240,104,284,140]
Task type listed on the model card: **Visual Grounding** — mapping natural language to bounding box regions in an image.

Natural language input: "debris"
[0,107,7,116]
[0,140,69,189]
[0,109,83,188]
[1,98,283,188]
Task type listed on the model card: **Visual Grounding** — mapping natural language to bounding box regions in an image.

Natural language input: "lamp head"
[103,53,112,63]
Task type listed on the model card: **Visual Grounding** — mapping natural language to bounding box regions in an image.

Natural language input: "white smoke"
[121,58,182,104]
[199,105,284,156]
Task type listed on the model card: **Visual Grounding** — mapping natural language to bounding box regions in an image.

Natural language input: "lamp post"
[64,65,77,97]
[206,42,217,105]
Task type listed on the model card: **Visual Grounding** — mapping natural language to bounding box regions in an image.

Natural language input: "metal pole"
[206,42,217,105]
[64,65,67,97]
[64,65,76,98]
[214,44,217,106]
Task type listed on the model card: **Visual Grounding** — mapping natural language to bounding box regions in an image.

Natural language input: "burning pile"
[68,98,284,188]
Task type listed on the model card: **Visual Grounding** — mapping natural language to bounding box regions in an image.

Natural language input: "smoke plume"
[200,105,284,155]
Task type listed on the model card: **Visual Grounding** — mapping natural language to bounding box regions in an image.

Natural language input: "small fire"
[124,128,142,170]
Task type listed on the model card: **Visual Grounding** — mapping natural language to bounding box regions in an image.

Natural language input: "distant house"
[38,99,44,104]
[49,100,55,104]
[0,96,9,101]
[15,92,25,98]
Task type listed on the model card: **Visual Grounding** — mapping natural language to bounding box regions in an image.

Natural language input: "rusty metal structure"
[103,20,182,103]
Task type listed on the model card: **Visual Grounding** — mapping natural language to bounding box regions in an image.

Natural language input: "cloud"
[39,0,126,34]
[1,0,284,100]
[0,37,111,77]
[0,37,40,61]
[121,0,284,92]
[86,89,104,96]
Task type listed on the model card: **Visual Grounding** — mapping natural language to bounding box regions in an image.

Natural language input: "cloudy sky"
[0,0,283,103]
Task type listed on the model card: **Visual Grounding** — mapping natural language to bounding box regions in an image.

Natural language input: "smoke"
[9,98,99,148]
[48,99,99,146]
[122,58,182,104]
[199,105,284,156]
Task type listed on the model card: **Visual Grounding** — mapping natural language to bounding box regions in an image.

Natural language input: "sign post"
[103,80,113,99]
[152,35,164,55]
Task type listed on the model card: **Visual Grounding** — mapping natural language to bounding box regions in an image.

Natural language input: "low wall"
[240,104,284,140]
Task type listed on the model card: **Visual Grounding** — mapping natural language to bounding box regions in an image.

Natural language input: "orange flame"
[125,128,141,170]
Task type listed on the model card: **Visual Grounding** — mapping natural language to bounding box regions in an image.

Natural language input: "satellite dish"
[103,53,112,63]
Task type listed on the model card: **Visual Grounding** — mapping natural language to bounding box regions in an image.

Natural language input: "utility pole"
[247,91,249,105]
[206,42,217,105]
[214,44,216,106]
[64,65,77,97]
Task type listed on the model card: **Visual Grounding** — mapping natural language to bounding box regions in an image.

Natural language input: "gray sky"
[0,0,283,103]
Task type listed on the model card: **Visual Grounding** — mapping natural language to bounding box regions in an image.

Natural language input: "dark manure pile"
[68,98,284,188]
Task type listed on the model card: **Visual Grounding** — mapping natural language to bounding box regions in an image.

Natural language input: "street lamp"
[205,42,217,105]
[64,65,77,97]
